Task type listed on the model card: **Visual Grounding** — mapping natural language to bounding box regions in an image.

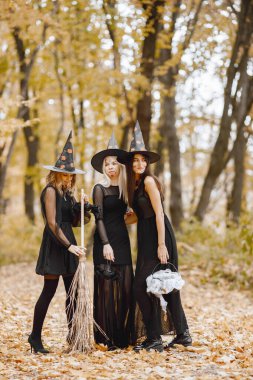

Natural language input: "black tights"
[31,275,74,342]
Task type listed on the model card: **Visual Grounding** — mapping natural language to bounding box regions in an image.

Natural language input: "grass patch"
[178,217,253,290]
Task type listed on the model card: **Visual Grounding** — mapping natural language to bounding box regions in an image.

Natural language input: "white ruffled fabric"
[146,269,185,312]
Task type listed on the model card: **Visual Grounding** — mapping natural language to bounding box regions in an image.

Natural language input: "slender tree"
[195,0,253,221]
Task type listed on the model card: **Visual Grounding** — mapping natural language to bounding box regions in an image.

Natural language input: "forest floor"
[0,262,253,380]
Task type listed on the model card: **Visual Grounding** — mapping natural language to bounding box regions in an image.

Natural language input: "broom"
[66,189,95,352]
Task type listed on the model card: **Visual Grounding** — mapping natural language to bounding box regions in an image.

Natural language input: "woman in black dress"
[29,132,90,353]
[122,122,191,352]
[91,133,135,350]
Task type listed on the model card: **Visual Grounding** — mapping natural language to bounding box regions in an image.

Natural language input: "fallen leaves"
[0,262,253,379]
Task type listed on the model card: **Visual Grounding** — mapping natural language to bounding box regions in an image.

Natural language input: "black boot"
[133,338,150,352]
[134,338,163,353]
[164,330,192,349]
[145,338,164,352]
[28,334,49,354]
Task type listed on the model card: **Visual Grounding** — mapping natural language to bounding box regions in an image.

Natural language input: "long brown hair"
[46,171,76,196]
[126,154,163,207]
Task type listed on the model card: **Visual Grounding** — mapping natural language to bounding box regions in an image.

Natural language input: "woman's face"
[104,156,120,179]
[132,154,147,175]
[58,173,73,189]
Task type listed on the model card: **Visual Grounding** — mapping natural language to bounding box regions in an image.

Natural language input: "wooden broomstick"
[66,189,95,352]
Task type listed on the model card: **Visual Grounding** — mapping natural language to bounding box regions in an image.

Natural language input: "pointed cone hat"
[118,121,160,164]
[43,131,85,174]
[91,131,128,173]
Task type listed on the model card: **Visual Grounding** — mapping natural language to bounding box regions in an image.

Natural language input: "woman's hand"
[103,244,115,262]
[68,245,86,257]
[81,192,89,203]
[124,209,137,224]
[125,207,134,216]
[158,244,169,264]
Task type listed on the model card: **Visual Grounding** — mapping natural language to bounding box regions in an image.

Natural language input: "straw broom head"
[66,189,94,353]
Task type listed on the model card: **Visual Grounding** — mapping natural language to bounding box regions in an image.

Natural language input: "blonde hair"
[46,171,76,196]
[99,156,128,203]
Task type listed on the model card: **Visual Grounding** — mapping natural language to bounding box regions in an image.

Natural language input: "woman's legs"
[93,265,135,349]
[134,261,161,341]
[163,291,188,335]
[30,275,59,349]
[62,274,75,331]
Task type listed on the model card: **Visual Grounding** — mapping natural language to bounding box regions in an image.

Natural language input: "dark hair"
[126,154,163,207]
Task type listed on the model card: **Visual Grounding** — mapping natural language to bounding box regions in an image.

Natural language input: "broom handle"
[81,188,84,250]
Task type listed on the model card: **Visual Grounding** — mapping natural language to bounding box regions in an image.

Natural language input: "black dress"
[132,178,189,340]
[36,185,89,276]
[92,184,135,348]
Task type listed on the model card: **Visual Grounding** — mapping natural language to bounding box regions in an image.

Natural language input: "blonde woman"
[91,133,135,350]
[29,132,90,353]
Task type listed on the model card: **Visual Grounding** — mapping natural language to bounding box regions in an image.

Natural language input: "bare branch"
[227,0,239,17]
[182,0,204,52]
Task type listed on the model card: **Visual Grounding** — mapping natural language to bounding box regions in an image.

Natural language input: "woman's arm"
[71,193,91,227]
[44,187,83,256]
[92,185,114,261]
[144,176,169,264]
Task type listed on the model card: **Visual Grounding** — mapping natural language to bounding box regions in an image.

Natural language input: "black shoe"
[164,330,192,349]
[134,338,163,353]
[108,345,118,351]
[106,340,118,351]
[145,338,164,352]
[133,338,149,352]
[28,334,49,354]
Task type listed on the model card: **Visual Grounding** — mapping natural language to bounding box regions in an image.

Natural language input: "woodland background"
[0,0,253,290]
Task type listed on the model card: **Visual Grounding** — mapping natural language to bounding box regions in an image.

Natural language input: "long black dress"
[92,184,135,348]
[36,185,89,276]
[132,178,189,340]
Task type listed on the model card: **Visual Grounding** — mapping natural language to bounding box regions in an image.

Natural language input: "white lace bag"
[146,263,185,312]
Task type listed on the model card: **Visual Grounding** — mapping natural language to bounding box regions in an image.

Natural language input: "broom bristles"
[66,190,110,353]
[66,260,94,352]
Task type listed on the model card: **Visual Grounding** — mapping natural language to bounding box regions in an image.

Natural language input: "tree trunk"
[155,0,203,228]
[226,68,253,223]
[164,93,183,229]
[102,0,134,148]
[0,130,19,213]
[13,27,43,222]
[22,108,39,223]
[227,127,247,224]
[136,0,165,145]
[119,121,134,150]
[53,46,65,158]
[194,0,253,221]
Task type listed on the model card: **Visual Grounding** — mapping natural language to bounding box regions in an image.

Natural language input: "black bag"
[95,261,118,280]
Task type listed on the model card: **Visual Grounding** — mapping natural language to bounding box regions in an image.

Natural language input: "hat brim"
[118,150,160,164]
[91,149,128,173]
[42,165,86,174]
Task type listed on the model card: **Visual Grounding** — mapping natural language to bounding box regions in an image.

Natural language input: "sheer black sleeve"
[71,199,91,227]
[44,187,71,248]
[92,185,109,245]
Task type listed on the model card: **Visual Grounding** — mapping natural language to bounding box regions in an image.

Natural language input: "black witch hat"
[119,121,160,164]
[43,131,85,174]
[91,132,128,173]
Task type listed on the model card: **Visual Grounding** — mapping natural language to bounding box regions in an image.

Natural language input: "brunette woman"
[122,122,191,352]
[28,132,90,353]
